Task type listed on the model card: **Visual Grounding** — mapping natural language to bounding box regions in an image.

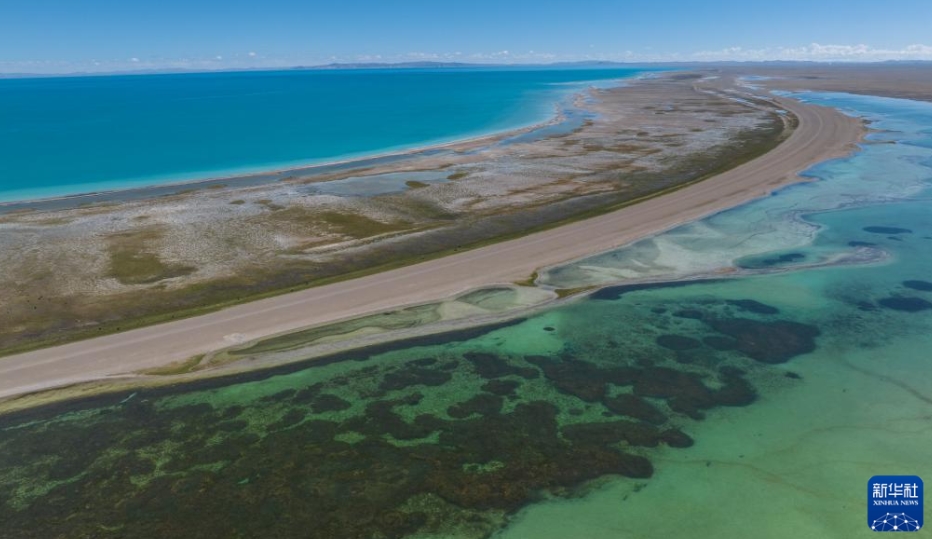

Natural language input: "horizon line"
[2,58,931,80]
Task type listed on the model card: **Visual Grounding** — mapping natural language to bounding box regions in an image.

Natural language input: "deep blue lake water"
[0,67,646,202]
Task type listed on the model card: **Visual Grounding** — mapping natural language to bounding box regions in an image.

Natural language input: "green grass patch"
[268,206,409,238]
[106,229,195,285]
[554,286,597,299]
[140,354,204,376]
[513,271,539,287]
[256,199,285,210]
[108,251,194,285]
[385,196,457,221]
[317,210,408,238]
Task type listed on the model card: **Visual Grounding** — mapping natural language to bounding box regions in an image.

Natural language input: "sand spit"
[0,73,865,407]
[1,72,781,354]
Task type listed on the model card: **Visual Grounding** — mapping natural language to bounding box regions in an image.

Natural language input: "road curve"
[0,93,864,401]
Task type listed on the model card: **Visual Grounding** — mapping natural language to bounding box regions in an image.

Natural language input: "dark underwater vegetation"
[0,292,820,539]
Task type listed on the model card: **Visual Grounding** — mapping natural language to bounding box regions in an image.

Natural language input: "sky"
[3,0,932,74]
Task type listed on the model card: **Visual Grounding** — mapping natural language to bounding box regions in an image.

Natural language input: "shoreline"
[0,76,637,211]
[2,240,889,419]
[0,85,867,412]
[0,113,557,209]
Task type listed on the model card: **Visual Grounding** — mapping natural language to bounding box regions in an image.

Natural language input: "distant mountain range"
[0,61,639,79]
[309,61,490,70]
[2,60,930,79]
[305,60,638,70]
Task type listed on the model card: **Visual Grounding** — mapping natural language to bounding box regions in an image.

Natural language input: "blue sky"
[3,0,932,73]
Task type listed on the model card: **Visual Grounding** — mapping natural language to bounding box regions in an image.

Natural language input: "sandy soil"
[718,63,932,102]
[0,84,864,402]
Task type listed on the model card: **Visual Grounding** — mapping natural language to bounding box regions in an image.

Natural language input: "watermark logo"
[868,476,923,532]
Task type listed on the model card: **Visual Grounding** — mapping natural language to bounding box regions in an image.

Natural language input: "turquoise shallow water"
[0,92,931,538]
[0,67,645,202]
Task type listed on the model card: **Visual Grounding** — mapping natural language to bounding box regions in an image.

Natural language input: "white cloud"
[688,43,932,62]
[5,42,932,75]
[460,43,932,64]
[406,52,441,60]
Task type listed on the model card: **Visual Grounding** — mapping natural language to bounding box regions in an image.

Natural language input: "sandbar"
[0,84,865,403]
